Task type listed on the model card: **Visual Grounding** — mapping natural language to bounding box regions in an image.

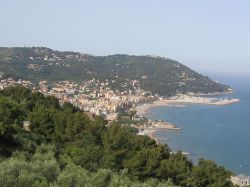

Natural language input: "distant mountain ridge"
[0,47,230,96]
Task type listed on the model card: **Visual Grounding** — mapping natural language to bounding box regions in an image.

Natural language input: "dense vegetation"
[0,86,235,186]
[0,47,230,95]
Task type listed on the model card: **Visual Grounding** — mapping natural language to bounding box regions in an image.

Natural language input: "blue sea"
[149,75,250,175]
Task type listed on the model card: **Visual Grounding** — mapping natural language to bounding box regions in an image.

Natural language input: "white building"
[231,175,250,187]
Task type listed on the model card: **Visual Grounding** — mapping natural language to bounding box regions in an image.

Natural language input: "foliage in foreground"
[0,87,234,186]
[0,144,178,187]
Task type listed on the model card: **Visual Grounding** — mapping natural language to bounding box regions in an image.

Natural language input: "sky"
[0,0,250,76]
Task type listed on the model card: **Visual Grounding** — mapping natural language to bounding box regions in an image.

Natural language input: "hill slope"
[0,86,234,186]
[0,47,230,95]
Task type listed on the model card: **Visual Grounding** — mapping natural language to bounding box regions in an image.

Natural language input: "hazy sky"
[1,0,249,76]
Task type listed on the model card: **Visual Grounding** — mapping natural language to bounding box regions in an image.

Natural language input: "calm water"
[149,77,250,175]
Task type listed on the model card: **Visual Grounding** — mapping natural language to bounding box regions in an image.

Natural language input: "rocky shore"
[135,119,181,144]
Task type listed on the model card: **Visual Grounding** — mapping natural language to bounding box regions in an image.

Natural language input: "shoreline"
[135,119,181,143]
[136,99,175,118]
[136,94,240,118]
[135,92,240,153]
[138,129,191,155]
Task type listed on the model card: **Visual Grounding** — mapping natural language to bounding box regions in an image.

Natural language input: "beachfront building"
[231,175,250,187]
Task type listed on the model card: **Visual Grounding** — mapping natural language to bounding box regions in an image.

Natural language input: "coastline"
[136,99,177,118]
[138,129,168,144]
[140,130,191,155]
[136,94,240,118]
[135,118,181,143]
[135,93,240,149]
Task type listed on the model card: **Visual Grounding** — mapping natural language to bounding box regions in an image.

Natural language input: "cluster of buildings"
[0,77,155,121]
[0,77,33,90]
[28,48,90,67]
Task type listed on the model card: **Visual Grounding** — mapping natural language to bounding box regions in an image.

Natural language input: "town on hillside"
[0,77,155,121]
[1,75,240,145]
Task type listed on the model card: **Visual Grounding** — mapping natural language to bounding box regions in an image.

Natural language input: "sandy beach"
[136,99,174,117]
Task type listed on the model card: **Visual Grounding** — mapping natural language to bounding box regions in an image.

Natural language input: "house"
[231,175,250,187]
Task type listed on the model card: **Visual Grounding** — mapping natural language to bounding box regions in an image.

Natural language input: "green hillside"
[0,87,234,186]
[0,47,230,96]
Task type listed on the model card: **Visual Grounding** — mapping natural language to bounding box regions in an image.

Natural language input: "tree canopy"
[0,87,235,186]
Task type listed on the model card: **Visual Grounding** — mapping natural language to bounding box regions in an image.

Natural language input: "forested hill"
[0,86,234,186]
[0,47,230,95]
